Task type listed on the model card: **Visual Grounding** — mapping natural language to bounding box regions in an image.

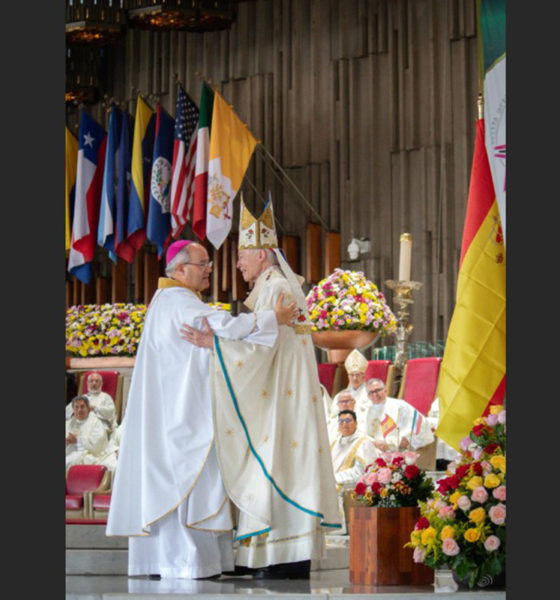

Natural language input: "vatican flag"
[206,91,258,249]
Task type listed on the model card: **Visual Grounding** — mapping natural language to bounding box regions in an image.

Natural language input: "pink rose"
[489,503,506,525]
[433,498,446,511]
[413,546,426,563]
[471,486,489,504]
[404,451,419,465]
[377,467,392,484]
[492,485,506,501]
[486,413,498,426]
[439,505,456,520]
[481,461,493,473]
[484,535,501,552]
[442,538,460,556]
[365,472,378,485]
[473,447,483,460]
[457,495,472,511]
[459,436,472,451]
[497,410,506,424]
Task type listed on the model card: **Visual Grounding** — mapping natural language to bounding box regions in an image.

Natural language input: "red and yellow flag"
[436,117,505,450]
[380,415,397,438]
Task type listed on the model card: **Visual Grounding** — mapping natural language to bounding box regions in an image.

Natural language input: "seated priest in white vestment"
[330,349,370,426]
[65,395,110,471]
[97,421,124,474]
[65,371,117,435]
[365,378,435,452]
[105,240,298,580]
[326,391,365,441]
[182,199,341,580]
[330,409,377,534]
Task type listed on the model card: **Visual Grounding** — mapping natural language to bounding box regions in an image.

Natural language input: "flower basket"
[406,405,506,589]
[349,505,434,585]
[311,330,379,351]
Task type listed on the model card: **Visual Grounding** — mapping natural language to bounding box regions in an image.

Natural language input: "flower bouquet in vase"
[348,451,435,585]
[406,405,506,589]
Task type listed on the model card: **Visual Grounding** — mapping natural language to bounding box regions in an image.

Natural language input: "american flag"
[170,85,199,238]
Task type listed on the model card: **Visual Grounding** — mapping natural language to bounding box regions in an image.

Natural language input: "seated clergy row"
[65,372,122,474]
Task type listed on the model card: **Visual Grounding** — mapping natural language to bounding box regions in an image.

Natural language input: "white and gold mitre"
[238,197,278,250]
[344,349,368,374]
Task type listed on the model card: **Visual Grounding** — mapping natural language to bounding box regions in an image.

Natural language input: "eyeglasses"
[368,388,385,395]
[338,417,354,424]
[183,261,213,269]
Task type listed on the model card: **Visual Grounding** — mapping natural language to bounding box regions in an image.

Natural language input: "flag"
[380,415,397,438]
[170,84,199,239]
[192,81,214,240]
[114,110,135,263]
[68,111,107,284]
[127,95,156,250]
[206,90,258,249]
[480,0,506,243]
[65,127,78,253]
[411,411,423,436]
[147,104,174,258]
[435,117,506,451]
[98,104,121,263]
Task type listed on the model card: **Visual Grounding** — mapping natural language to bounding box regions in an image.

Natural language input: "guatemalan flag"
[68,111,107,283]
[127,95,155,250]
[114,110,135,263]
[98,104,122,263]
[147,104,174,258]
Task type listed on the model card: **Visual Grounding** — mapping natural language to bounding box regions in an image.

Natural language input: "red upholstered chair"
[65,465,111,521]
[399,357,443,471]
[317,363,338,396]
[77,370,123,424]
[364,360,396,396]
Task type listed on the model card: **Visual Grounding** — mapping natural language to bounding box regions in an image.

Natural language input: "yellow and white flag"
[206,91,257,249]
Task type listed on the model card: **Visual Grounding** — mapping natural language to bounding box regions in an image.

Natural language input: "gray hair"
[165,244,194,276]
[71,395,90,409]
[242,248,279,266]
[366,378,385,389]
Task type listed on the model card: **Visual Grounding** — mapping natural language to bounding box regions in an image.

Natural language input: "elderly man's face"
[337,393,355,412]
[236,249,267,284]
[87,373,103,392]
[73,399,89,421]
[338,413,358,437]
[176,244,212,292]
[348,371,365,390]
[367,381,387,405]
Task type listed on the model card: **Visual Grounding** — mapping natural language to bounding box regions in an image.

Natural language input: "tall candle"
[398,233,412,281]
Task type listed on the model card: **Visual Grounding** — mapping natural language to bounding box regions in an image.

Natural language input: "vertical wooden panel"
[66,281,73,310]
[211,246,228,302]
[111,260,128,303]
[143,252,159,305]
[280,234,300,275]
[230,235,247,302]
[80,280,95,305]
[72,278,80,306]
[324,231,341,277]
[221,237,231,293]
[305,222,322,283]
[95,276,111,305]
[133,249,145,303]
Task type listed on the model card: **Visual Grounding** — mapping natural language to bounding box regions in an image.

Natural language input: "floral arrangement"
[352,451,434,507]
[305,268,398,334]
[66,303,147,357]
[407,405,506,589]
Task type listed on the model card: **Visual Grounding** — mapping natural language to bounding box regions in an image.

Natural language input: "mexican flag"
[192,81,214,241]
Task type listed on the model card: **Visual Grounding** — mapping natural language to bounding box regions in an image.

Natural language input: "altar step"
[66,526,349,576]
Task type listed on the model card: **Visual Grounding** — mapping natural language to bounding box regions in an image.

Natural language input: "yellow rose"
[466,476,483,490]
[490,455,506,473]
[489,404,504,415]
[464,528,481,543]
[409,530,421,546]
[380,488,388,498]
[421,527,437,545]
[484,473,501,489]
[468,507,486,524]
[473,417,485,426]
[449,491,461,508]
[440,525,455,540]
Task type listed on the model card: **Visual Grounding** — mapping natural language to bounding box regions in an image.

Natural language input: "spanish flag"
[380,414,397,438]
[436,115,505,451]
[65,127,78,253]
[206,90,257,249]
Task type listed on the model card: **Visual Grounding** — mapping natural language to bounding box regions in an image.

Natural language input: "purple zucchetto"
[165,240,192,266]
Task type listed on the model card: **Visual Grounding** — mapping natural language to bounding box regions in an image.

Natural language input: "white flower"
[392,473,402,483]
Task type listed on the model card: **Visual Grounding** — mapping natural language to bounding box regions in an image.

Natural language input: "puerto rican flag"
[68,111,107,283]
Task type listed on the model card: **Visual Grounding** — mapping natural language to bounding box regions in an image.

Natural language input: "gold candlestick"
[385,279,423,392]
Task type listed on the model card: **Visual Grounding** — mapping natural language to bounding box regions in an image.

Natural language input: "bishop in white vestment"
[106,240,296,579]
